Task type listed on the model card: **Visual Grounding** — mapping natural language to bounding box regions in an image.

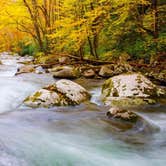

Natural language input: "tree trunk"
[78,46,84,60]
[93,34,99,59]
[23,0,43,51]
[152,0,159,39]
[88,37,95,57]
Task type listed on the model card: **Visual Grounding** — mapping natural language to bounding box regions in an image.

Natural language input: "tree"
[0,0,165,60]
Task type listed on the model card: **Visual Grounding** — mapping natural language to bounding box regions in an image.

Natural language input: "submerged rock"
[101,73,165,106]
[107,107,138,122]
[105,107,159,133]
[35,66,45,74]
[24,79,91,108]
[49,66,80,79]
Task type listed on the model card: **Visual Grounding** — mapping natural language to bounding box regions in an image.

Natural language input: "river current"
[0,53,166,166]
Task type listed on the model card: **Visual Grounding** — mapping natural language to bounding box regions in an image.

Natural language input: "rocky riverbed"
[0,52,166,166]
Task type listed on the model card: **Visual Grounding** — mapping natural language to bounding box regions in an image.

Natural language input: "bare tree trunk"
[23,0,43,51]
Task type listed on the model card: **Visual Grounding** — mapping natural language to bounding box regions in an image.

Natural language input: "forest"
[0,1,166,166]
[0,0,165,62]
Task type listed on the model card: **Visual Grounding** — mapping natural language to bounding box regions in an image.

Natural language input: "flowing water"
[0,53,166,166]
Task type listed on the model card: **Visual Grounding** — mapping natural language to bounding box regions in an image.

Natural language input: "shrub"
[17,39,38,56]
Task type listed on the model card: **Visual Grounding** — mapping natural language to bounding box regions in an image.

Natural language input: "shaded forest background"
[0,0,165,63]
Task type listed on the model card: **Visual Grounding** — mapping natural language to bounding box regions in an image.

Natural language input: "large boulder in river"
[49,66,80,79]
[101,73,165,106]
[24,79,91,108]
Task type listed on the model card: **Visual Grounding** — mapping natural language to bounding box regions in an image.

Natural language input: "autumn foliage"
[0,0,165,60]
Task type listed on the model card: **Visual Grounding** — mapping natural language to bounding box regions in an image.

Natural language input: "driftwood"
[35,55,115,68]
[68,54,114,65]
[33,53,165,69]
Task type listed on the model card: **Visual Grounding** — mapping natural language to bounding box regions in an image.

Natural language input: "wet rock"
[105,107,159,134]
[49,66,80,79]
[15,65,45,75]
[35,66,45,74]
[108,98,157,107]
[107,107,138,122]
[101,73,165,106]
[83,69,96,78]
[24,79,91,108]
[15,65,35,75]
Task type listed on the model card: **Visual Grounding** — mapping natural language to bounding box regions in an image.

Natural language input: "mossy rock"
[109,98,157,107]
[24,79,91,108]
[107,107,138,123]
[101,73,166,107]
[105,107,159,133]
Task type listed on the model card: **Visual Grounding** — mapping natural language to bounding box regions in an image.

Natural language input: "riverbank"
[0,52,166,166]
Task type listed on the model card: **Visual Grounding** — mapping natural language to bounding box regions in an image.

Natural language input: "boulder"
[83,69,96,78]
[105,107,159,133]
[35,66,45,74]
[15,65,35,75]
[24,79,91,108]
[101,73,165,106]
[49,66,80,79]
[99,63,132,78]
[107,107,138,122]
[114,63,133,74]
[15,65,45,75]
[99,65,114,77]
[146,70,166,86]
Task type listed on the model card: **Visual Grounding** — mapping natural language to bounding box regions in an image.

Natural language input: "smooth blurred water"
[0,53,166,166]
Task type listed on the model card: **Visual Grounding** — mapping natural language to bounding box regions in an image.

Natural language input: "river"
[0,53,166,166]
